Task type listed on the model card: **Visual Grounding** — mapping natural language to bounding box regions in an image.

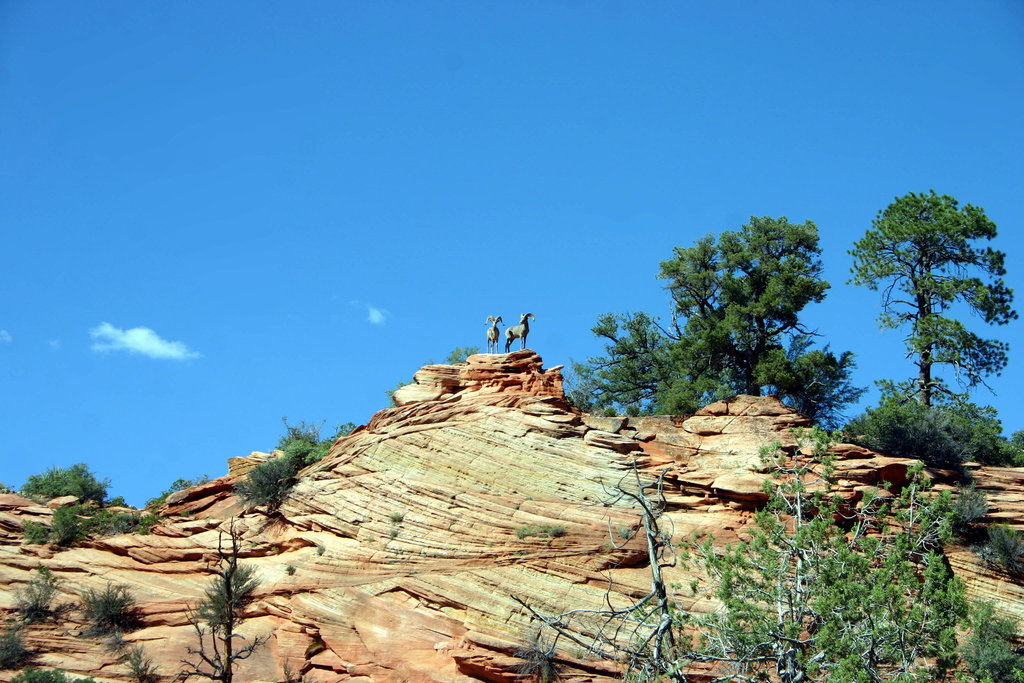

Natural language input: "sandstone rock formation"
[1,351,1021,681]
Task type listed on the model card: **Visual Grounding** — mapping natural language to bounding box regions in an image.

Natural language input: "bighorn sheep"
[485,316,503,354]
[504,313,535,353]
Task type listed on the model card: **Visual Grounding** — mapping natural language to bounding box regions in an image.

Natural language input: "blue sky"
[2,2,1022,505]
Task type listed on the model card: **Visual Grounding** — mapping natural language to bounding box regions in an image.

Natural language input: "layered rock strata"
[1,351,1021,681]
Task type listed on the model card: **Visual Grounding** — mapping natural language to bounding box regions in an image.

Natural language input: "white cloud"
[89,322,200,360]
[48,340,61,351]
[367,305,387,325]
[0,330,10,344]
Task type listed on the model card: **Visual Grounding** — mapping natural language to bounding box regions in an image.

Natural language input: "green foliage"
[234,454,301,512]
[961,601,1024,683]
[145,474,209,510]
[16,567,60,624]
[982,525,1024,574]
[49,506,83,546]
[679,434,967,681]
[846,396,1017,467]
[0,624,26,670]
[276,417,354,467]
[444,346,480,364]
[528,429,965,680]
[388,511,404,523]
[22,522,49,545]
[122,645,159,683]
[20,464,109,504]
[953,482,989,537]
[80,583,139,636]
[198,562,260,632]
[850,190,1017,407]
[578,218,863,425]
[9,670,98,683]
[181,522,268,682]
[210,415,355,514]
[82,508,142,536]
[516,525,567,539]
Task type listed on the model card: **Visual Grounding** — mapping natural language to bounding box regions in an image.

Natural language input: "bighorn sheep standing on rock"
[485,316,503,354]
[504,313,535,353]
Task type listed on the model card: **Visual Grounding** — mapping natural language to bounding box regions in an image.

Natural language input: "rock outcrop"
[1,351,1022,681]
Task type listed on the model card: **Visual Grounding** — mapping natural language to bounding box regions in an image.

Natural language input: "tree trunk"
[917,344,932,407]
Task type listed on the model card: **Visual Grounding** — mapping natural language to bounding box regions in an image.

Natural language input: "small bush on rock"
[982,525,1024,574]
[49,506,83,547]
[145,474,210,510]
[953,482,989,537]
[514,630,560,683]
[10,670,98,683]
[80,583,139,636]
[234,454,301,512]
[0,625,27,670]
[22,522,49,545]
[122,645,159,683]
[16,567,59,624]
[277,417,354,467]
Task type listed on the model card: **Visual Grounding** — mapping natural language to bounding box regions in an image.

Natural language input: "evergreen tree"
[579,218,863,425]
[850,190,1016,406]
[180,521,267,682]
[516,429,969,682]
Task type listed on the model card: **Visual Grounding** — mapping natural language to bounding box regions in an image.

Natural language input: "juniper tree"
[578,218,863,425]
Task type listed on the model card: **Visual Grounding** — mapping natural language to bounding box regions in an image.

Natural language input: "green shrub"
[16,567,59,624]
[961,601,1024,683]
[516,525,568,539]
[846,398,1018,467]
[144,474,210,510]
[122,645,159,683]
[135,513,159,535]
[50,507,84,547]
[982,525,1024,574]
[389,511,405,523]
[80,583,138,636]
[82,509,141,536]
[277,418,353,466]
[234,454,301,512]
[10,670,98,683]
[0,625,26,669]
[953,482,989,537]
[846,399,965,467]
[20,464,108,504]
[23,522,49,545]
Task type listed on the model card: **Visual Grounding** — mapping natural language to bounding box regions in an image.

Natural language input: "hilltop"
[1,351,1022,682]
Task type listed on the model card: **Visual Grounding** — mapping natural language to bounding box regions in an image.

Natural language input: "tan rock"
[0,357,1020,682]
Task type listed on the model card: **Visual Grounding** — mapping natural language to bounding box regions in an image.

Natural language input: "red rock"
[0,356,1020,682]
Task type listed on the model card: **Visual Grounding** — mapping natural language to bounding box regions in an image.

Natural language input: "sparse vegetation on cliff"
[80,583,139,636]
[19,464,109,505]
